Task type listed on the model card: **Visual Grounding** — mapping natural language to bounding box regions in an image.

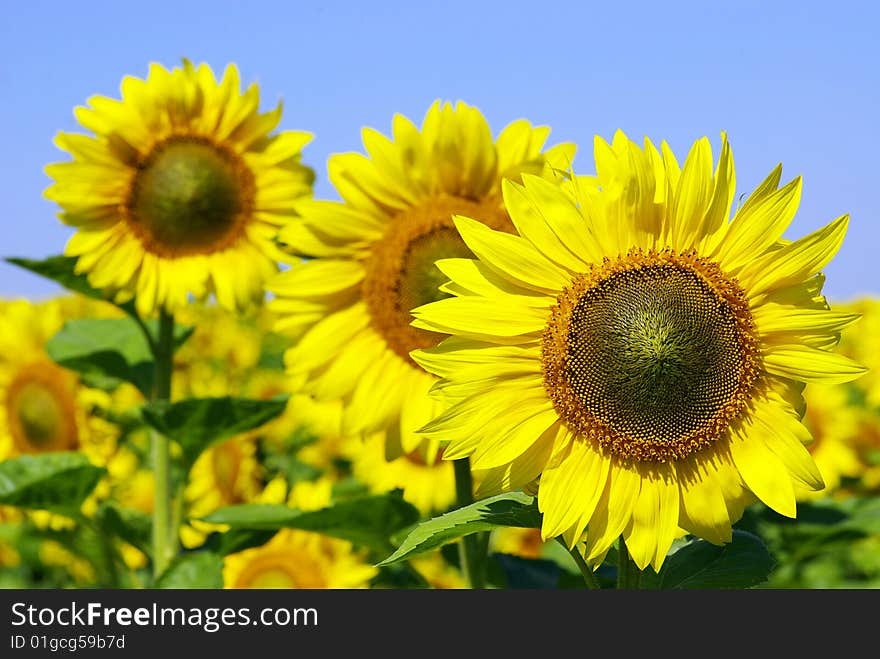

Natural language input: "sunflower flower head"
[268,100,575,459]
[45,60,314,316]
[412,130,866,571]
[0,298,121,463]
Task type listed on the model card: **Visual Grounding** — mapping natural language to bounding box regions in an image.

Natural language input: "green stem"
[557,537,600,589]
[453,458,485,589]
[126,308,158,356]
[616,537,641,590]
[151,308,175,579]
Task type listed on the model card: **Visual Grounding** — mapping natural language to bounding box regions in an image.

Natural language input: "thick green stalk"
[557,537,600,589]
[616,537,641,589]
[151,308,175,579]
[452,458,485,589]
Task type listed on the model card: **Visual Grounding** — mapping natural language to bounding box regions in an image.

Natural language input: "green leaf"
[490,553,570,589]
[94,503,152,557]
[378,492,541,566]
[46,318,193,396]
[257,331,291,371]
[203,492,421,553]
[0,452,105,514]
[264,453,321,485]
[141,396,289,469]
[6,255,135,314]
[640,530,775,589]
[208,529,278,557]
[155,552,223,589]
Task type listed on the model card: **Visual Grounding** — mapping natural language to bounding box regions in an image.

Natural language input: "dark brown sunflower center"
[542,250,761,463]
[6,363,79,453]
[363,195,511,365]
[126,137,254,256]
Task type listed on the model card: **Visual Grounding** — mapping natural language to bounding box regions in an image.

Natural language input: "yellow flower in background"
[39,540,96,585]
[800,383,862,500]
[851,407,880,492]
[173,304,267,397]
[223,478,377,589]
[836,298,880,408]
[410,554,466,589]
[45,60,314,316]
[172,302,347,472]
[180,435,264,548]
[223,528,377,588]
[0,298,120,463]
[492,527,548,560]
[829,298,880,493]
[268,100,575,459]
[346,433,455,515]
[412,131,865,571]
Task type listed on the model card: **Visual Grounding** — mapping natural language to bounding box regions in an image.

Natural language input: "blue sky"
[1,0,876,302]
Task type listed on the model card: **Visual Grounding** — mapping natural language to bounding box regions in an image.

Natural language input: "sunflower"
[0,297,120,463]
[45,60,314,316]
[799,383,862,500]
[836,298,880,408]
[180,435,264,548]
[411,131,865,571]
[491,527,548,560]
[410,554,467,589]
[346,432,455,514]
[268,100,574,458]
[223,478,377,588]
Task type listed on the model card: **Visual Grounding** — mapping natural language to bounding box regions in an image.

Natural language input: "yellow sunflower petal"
[538,434,610,541]
[453,215,570,292]
[728,424,797,517]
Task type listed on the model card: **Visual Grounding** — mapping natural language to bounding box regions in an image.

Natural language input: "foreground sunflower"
[269,100,574,457]
[45,60,314,316]
[412,131,865,571]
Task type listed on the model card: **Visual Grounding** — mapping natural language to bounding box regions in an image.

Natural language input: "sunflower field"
[1,60,878,591]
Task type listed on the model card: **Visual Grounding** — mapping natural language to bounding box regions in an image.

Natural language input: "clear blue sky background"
[1,0,876,303]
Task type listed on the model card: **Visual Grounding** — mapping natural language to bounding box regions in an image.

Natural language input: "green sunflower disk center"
[362,194,512,365]
[399,227,473,312]
[567,265,743,444]
[128,140,250,253]
[14,382,63,446]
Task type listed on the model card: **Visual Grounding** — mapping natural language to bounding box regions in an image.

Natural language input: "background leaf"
[140,396,289,469]
[46,317,193,396]
[378,492,541,566]
[6,255,135,314]
[155,551,223,589]
[0,452,104,514]
[204,492,421,553]
[94,503,152,558]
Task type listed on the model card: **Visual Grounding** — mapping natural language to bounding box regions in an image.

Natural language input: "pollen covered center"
[542,249,761,463]
[125,137,255,257]
[6,363,79,453]
[363,195,511,365]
